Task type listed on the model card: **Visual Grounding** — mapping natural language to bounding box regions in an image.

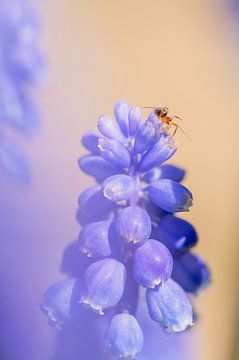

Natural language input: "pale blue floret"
[102,174,136,201]
[80,258,126,314]
[115,206,151,245]
[133,239,173,288]
[147,279,194,332]
[41,279,79,330]
[79,220,112,258]
[105,313,144,359]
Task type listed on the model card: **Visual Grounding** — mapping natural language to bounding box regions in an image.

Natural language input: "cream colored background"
[30,1,239,359]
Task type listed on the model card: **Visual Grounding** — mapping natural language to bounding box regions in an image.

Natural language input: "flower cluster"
[0,0,44,183]
[41,101,210,359]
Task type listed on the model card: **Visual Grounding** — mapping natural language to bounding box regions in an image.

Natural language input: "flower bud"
[80,258,126,314]
[147,279,193,332]
[81,132,101,155]
[172,252,211,294]
[98,138,131,168]
[134,118,162,154]
[98,115,126,144]
[152,214,198,252]
[129,107,141,136]
[133,239,173,288]
[79,220,112,258]
[149,179,193,213]
[139,136,176,172]
[103,174,135,201]
[114,101,130,136]
[105,313,143,359]
[115,206,151,245]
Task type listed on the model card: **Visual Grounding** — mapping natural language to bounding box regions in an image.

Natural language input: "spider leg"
[170,122,191,141]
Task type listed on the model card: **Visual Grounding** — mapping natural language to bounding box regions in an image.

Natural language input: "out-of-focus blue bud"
[139,136,176,172]
[98,138,131,168]
[172,252,211,294]
[147,279,193,332]
[152,214,198,252]
[149,179,193,213]
[80,258,126,314]
[79,220,112,258]
[115,206,151,245]
[129,106,141,136]
[0,139,30,184]
[133,239,173,288]
[98,115,126,144]
[105,313,143,359]
[134,118,162,154]
[114,101,130,136]
[102,174,135,201]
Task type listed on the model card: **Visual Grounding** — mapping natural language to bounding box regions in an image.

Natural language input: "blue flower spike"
[105,313,143,359]
[42,101,210,358]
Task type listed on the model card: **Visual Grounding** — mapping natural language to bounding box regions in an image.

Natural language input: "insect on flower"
[141,106,191,141]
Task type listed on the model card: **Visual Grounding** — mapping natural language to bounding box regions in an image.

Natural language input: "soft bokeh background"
[1,0,239,359]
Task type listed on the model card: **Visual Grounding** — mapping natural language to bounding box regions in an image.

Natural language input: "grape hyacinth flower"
[0,0,44,183]
[41,101,210,359]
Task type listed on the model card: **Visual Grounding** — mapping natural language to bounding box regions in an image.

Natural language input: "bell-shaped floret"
[105,313,143,359]
[147,279,193,332]
[115,206,151,245]
[80,258,126,314]
[102,174,135,201]
[133,239,173,288]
